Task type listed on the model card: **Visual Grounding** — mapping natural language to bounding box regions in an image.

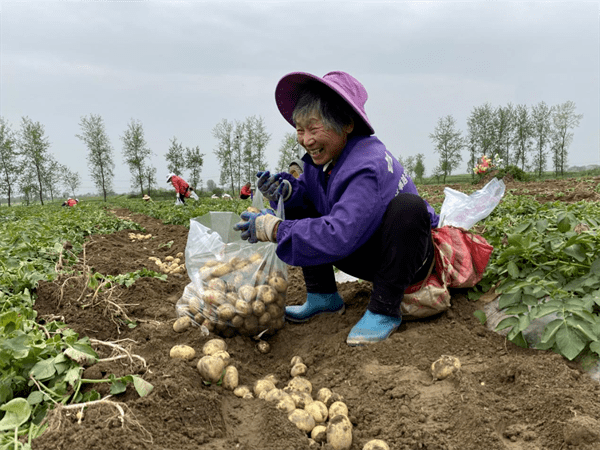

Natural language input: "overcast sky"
[1,1,598,195]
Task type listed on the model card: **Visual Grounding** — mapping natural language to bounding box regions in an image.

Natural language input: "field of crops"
[2,177,600,450]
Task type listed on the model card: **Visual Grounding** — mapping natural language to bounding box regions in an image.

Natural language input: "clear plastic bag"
[189,190,199,201]
[176,190,288,338]
[439,178,506,230]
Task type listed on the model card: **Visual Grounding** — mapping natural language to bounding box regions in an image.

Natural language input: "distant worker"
[222,193,233,200]
[240,182,253,200]
[62,198,78,207]
[143,194,152,202]
[167,173,194,204]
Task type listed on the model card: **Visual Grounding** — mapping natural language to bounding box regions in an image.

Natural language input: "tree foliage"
[18,117,52,205]
[165,137,185,176]
[76,114,115,201]
[551,101,583,177]
[185,145,204,190]
[430,115,463,183]
[121,119,152,196]
[276,132,300,173]
[0,117,19,206]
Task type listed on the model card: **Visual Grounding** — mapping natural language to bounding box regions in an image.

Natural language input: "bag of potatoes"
[176,193,288,338]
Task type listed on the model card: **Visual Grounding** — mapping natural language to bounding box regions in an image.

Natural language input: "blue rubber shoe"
[285,292,345,323]
[346,310,402,346]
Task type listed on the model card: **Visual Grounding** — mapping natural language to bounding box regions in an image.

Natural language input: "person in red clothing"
[167,173,194,204]
[62,198,78,207]
[240,182,253,200]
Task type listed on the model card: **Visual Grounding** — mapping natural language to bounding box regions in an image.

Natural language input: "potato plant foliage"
[474,193,600,361]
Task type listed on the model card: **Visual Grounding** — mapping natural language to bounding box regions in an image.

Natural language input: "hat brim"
[275,72,374,135]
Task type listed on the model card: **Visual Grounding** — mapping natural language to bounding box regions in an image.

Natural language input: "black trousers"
[302,193,434,318]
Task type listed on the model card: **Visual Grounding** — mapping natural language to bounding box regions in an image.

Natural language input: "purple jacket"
[274,135,439,267]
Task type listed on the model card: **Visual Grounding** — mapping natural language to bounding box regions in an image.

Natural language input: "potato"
[165,256,174,262]
[234,259,250,271]
[207,277,227,292]
[289,391,313,409]
[202,259,220,267]
[217,303,236,321]
[257,285,277,304]
[329,401,349,419]
[211,262,234,278]
[253,378,276,397]
[203,289,226,305]
[169,344,196,360]
[258,312,272,327]
[248,252,262,262]
[222,366,239,390]
[326,414,353,450]
[362,439,390,450]
[276,395,296,414]
[431,355,461,380]
[173,315,192,332]
[212,350,231,365]
[305,400,328,423]
[268,276,288,293]
[197,355,227,383]
[233,385,252,398]
[238,285,257,302]
[290,355,304,367]
[284,376,312,395]
[252,300,266,316]
[228,256,243,267]
[188,297,202,315]
[243,315,259,334]
[315,388,333,406]
[198,266,213,280]
[266,303,283,319]
[264,388,286,402]
[263,373,279,386]
[229,273,245,291]
[225,292,238,305]
[176,252,184,258]
[231,315,244,328]
[257,340,271,354]
[311,425,327,444]
[291,363,307,377]
[202,338,227,356]
[201,318,215,331]
[235,299,253,317]
[288,408,316,433]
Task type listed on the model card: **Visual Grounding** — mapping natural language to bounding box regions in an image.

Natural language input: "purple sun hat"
[275,71,374,135]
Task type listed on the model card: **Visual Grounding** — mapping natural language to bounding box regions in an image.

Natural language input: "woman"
[167,173,193,204]
[235,71,439,345]
[240,182,252,200]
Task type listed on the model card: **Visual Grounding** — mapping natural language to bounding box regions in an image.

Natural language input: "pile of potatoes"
[149,252,186,275]
[176,250,288,338]
[128,232,152,241]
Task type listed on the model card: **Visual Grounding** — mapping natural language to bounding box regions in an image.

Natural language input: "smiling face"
[296,114,354,166]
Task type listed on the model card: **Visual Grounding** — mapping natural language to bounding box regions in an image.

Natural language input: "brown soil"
[31,177,600,450]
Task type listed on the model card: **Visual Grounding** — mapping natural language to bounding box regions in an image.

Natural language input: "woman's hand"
[233,208,282,243]
[257,171,292,202]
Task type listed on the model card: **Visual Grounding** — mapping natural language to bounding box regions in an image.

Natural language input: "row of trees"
[429,100,583,182]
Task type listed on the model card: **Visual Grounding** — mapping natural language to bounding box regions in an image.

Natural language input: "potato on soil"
[290,355,304,367]
[169,345,196,360]
[329,401,349,419]
[207,277,227,292]
[257,340,271,354]
[291,363,307,377]
[197,355,227,383]
[233,385,252,398]
[222,366,239,390]
[268,276,288,293]
[173,315,192,332]
[176,252,184,258]
[284,376,312,395]
[305,400,328,423]
[327,414,353,450]
[165,256,174,262]
[288,409,316,433]
[289,391,313,409]
[363,439,390,450]
[276,395,296,414]
[431,355,461,380]
[316,388,333,405]
[311,425,327,444]
[202,338,227,355]
[212,350,231,364]
[253,378,276,397]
